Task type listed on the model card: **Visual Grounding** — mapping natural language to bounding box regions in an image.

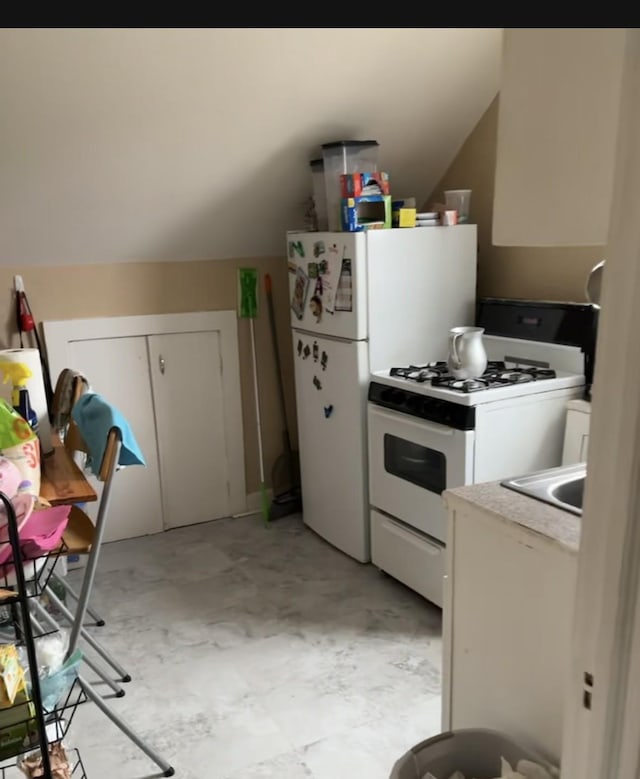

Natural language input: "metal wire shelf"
[0,540,69,601]
[0,676,86,765]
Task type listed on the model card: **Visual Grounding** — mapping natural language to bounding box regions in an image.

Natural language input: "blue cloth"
[71,393,146,475]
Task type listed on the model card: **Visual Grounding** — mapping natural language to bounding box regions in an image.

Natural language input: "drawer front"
[371,509,445,607]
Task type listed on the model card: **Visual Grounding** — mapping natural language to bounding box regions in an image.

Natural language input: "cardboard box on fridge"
[341,195,392,232]
[340,171,390,198]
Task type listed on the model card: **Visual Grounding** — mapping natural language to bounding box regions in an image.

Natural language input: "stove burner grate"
[389,362,452,383]
[390,362,557,392]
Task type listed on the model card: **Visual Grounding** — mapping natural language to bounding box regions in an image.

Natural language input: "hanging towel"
[71,393,146,475]
[52,368,91,434]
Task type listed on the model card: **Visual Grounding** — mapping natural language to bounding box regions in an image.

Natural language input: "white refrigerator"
[287,226,477,562]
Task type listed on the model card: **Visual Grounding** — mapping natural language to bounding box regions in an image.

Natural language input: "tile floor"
[57,513,443,778]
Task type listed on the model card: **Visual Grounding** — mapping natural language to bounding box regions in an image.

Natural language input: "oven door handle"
[369,405,456,437]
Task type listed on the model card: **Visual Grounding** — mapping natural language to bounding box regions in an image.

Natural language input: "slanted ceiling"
[0,28,502,266]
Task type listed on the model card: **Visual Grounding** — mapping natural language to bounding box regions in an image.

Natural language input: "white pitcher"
[447,326,488,380]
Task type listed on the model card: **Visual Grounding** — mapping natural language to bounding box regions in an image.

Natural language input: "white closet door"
[68,336,164,542]
[148,331,230,529]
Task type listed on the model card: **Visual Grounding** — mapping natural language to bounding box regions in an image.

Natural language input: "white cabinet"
[68,335,164,542]
[562,399,591,465]
[148,331,230,530]
[442,489,578,763]
[493,28,625,246]
[43,312,246,543]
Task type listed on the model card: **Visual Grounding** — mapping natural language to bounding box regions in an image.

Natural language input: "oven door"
[368,403,474,542]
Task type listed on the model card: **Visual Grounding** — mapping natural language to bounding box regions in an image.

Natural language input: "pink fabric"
[20,504,71,556]
[0,458,22,501]
[0,504,70,572]
[0,455,37,568]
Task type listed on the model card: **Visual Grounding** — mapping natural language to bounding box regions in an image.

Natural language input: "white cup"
[444,189,472,223]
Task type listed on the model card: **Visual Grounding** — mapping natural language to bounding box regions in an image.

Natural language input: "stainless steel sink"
[501,462,586,515]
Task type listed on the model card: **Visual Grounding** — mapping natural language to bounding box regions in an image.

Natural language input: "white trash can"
[389,728,557,779]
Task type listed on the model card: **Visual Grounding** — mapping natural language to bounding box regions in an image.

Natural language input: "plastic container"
[444,189,472,224]
[321,140,379,230]
[15,387,38,434]
[309,158,328,231]
[389,728,556,779]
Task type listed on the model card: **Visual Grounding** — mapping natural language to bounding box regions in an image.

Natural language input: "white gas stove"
[367,298,596,607]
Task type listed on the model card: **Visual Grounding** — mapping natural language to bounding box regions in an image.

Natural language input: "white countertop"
[443,480,580,554]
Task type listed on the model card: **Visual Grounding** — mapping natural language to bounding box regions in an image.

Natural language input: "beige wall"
[0,259,296,496]
[427,96,605,302]
[0,31,605,502]
[0,28,503,499]
[2,97,606,499]
[0,28,501,267]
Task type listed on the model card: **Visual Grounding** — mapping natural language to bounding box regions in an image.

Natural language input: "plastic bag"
[423,758,557,779]
[36,630,69,678]
[38,649,83,712]
[0,399,40,497]
[19,740,73,778]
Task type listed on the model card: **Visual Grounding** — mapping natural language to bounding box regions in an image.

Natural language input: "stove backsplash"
[476,297,598,400]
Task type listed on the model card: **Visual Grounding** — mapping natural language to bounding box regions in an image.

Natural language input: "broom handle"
[265,274,292,454]
[249,318,265,483]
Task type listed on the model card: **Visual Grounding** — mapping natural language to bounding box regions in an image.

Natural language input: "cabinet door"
[493,28,625,246]
[148,331,230,529]
[68,336,164,542]
[444,503,577,762]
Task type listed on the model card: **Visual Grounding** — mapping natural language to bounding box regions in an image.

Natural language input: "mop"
[238,268,270,526]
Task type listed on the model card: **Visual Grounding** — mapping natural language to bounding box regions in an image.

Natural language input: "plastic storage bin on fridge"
[321,140,379,230]
[309,158,328,231]
[389,728,557,779]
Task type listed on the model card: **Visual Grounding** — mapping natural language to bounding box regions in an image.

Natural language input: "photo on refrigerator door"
[313,245,337,318]
[334,253,353,312]
[291,266,310,320]
[310,276,324,323]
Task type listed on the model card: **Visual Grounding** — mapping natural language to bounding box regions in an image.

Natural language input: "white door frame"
[562,30,640,779]
[43,310,247,517]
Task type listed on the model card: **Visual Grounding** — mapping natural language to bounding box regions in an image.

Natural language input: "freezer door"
[287,231,367,340]
[292,331,370,562]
